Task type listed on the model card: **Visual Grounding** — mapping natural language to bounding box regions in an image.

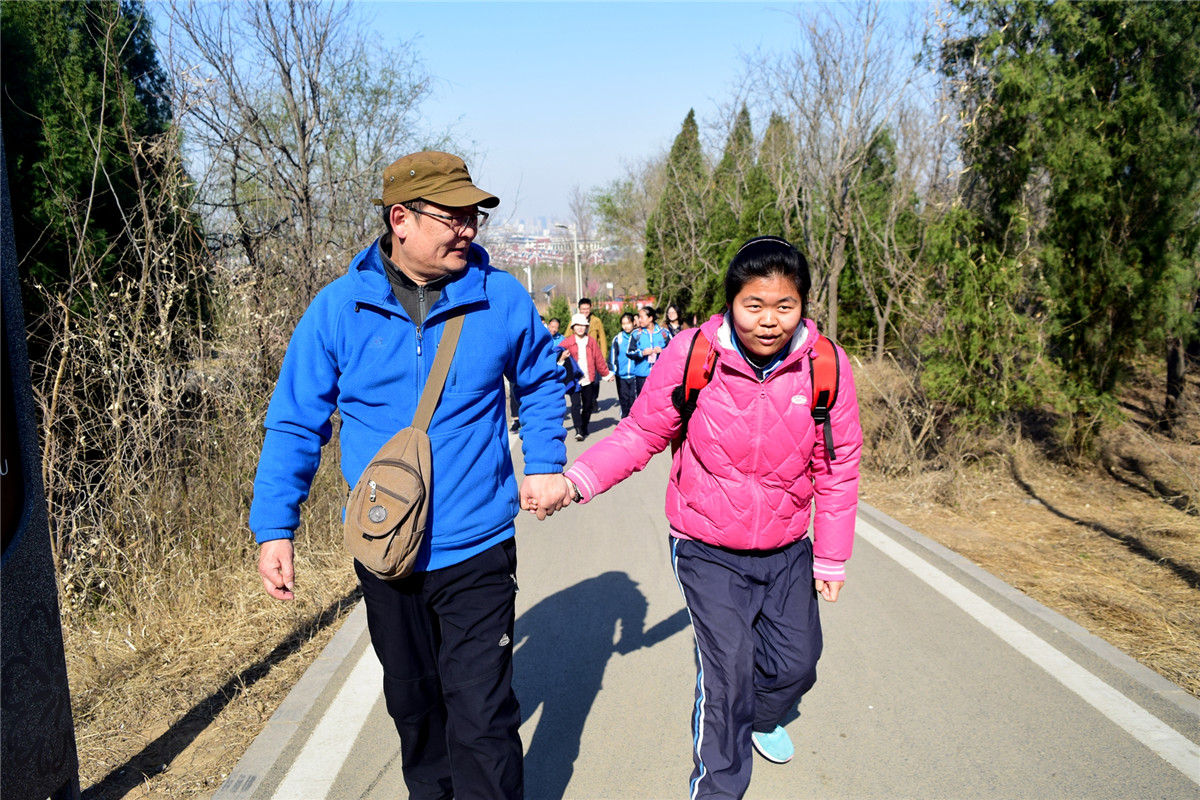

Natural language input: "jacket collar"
[702,313,816,377]
[350,238,490,320]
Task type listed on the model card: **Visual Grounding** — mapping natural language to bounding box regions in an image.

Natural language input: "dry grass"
[65,454,359,800]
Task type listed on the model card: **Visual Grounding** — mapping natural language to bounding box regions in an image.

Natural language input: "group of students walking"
[549,302,686,438]
[608,304,677,418]
[544,299,685,439]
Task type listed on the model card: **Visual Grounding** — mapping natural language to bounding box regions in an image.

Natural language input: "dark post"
[1,126,81,798]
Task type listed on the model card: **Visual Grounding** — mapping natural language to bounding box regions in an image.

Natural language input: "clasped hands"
[519,472,577,520]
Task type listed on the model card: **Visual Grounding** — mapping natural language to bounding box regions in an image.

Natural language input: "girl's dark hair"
[724,236,810,317]
[639,305,658,322]
[620,312,635,323]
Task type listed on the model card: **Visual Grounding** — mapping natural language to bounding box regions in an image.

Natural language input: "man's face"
[390,202,482,283]
[548,319,560,335]
[578,302,592,318]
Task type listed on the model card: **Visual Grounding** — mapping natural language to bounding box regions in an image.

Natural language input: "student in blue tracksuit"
[547,316,565,347]
[609,312,639,418]
[628,305,672,398]
[250,151,573,800]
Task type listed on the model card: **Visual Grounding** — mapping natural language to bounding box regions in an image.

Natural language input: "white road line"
[857,517,1200,787]
[270,645,383,800]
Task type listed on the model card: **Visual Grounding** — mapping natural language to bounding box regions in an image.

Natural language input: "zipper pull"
[368,480,377,502]
[416,324,423,356]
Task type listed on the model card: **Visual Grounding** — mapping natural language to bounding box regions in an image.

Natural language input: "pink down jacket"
[565,313,863,581]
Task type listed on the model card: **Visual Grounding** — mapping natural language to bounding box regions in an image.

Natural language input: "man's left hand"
[520,473,572,520]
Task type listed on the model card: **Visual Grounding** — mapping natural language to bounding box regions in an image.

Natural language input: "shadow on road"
[514,571,689,799]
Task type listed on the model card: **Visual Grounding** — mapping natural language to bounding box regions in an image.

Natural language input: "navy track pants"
[616,375,639,418]
[356,538,523,800]
[671,535,823,800]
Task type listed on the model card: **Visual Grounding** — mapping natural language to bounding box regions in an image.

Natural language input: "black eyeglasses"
[407,206,489,232]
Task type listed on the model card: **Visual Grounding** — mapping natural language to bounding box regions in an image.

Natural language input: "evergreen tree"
[1,0,212,573]
[698,105,755,314]
[920,208,1059,425]
[3,1,164,287]
[942,1,1200,441]
[1,0,206,360]
[842,127,922,355]
[751,112,800,243]
[644,109,708,312]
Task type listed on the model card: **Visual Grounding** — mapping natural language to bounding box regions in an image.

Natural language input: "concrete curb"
[857,500,1200,718]
[212,599,370,799]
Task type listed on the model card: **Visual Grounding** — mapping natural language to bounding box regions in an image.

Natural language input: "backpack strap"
[808,334,840,462]
[669,329,840,460]
[670,331,716,454]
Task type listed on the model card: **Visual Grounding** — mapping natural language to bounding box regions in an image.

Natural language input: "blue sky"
[368,2,813,225]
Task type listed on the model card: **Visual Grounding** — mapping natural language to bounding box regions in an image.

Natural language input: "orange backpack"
[670,331,841,461]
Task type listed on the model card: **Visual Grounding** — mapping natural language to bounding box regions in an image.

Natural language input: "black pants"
[356,539,523,800]
[616,375,638,418]
[568,381,600,437]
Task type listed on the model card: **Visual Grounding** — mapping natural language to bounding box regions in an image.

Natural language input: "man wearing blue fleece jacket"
[250,151,572,800]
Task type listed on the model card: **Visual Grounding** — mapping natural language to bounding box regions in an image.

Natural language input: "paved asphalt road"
[216,381,1200,800]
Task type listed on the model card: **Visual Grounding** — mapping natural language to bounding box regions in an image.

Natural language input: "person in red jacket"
[559,313,613,441]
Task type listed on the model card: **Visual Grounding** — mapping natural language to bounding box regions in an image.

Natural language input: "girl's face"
[667,307,679,322]
[730,274,804,358]
[572,323,589,337]
[638,309,652,328]
[621,317,635,333]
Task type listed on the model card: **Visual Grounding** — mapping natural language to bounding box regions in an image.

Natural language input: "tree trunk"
[827,231,846,340]
[1161,336,1186,433]
[875,291,892,363]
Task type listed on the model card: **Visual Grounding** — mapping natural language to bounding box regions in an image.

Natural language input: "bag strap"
[670,331,716,455]
[669,330,840,461]
[808,334,839,462]
[411,312,464,431]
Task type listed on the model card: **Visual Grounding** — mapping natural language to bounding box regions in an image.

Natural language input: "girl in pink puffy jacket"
[563,237,862,799]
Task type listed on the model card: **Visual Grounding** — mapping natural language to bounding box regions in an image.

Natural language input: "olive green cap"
[372,151,499,209]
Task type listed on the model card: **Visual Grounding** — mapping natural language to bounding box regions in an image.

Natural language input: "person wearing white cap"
[558,313,613,440]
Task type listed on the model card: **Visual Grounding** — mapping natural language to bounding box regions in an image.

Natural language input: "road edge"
[211,599,369,799]
[857,501,1200,718]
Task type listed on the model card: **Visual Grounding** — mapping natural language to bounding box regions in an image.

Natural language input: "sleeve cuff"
[812,556,846,582]
[523,462,564,476]
[255,529,295,545]
[564,463,599,503]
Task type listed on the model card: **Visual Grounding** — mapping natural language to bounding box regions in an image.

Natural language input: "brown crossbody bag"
[344,312,463,580]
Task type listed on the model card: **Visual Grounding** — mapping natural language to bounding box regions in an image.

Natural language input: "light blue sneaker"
[751,725,794,764]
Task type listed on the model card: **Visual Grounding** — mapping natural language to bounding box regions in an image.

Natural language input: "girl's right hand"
[815,579,843,602]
